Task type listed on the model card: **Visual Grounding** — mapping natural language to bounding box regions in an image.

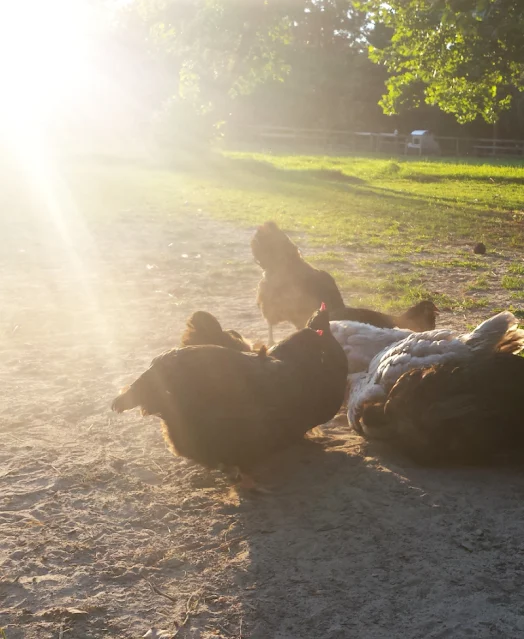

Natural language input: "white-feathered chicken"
[329,320,412,375]
[347,311,524,435]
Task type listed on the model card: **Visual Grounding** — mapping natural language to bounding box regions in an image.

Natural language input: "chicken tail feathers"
[111,385,138,413]
[464,311,524,355]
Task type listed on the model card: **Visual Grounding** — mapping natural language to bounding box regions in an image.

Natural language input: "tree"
[231,1,392,131]
[360,0,524,123]
[115,0,294,117]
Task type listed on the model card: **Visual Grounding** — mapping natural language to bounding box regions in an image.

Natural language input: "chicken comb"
[320,302,326,312]
[316,329,324,336]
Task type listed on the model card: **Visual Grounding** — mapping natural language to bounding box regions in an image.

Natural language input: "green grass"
[508,263,524,275]
[466,276,490,292]
[414,258,487,270]
[308,251,347,265]
[48,151,523,257]
[502,275,524,291]
[56,151,523,252]
[6,150,523,313]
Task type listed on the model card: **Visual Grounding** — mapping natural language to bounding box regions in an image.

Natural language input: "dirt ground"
[3,199,524,639]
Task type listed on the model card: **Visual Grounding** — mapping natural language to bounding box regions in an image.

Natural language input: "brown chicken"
[252,222,438,343]
[111,305,348,489]
[180,311,252,351]
[252,221,345,344]
[359,352,524,466]
[329,300,439,332]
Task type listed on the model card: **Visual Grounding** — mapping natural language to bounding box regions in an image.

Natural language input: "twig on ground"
[147,582,202,636]
[172,592,201,637]
[147,580,177,604]
[150,459,167,474]
[215,623,233,637]
[0,468,20,480]
[216,534,248,551]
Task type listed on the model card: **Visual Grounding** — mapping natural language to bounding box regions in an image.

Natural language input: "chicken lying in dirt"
[348,311,524,443]
[111,305,348,491]
[364,352,524,466]
[180,310,252,351]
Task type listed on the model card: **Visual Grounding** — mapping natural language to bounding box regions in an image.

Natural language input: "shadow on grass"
[408,172,524,186]
[211,156,516,230]
[223,156,367,186]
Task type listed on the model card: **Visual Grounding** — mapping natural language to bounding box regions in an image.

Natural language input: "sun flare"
[0,0,97,156]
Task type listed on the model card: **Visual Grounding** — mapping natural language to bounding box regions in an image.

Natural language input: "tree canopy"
[110,0,524,134]
[361,0,524,123]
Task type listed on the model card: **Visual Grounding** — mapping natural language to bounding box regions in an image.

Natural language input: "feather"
[462,311,524,354]
[347,311,524,434]
[330,320,411,374]
[374,352,524,464]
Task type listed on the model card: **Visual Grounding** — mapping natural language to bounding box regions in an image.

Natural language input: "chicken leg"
[228,466,272,494]
[237,474,273,494]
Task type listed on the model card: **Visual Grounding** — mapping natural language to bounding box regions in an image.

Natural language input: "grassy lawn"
[8,150,523,315]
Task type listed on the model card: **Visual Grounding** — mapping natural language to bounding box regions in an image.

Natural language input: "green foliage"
[246,0,376,130]
[118,0,293,115]
[360,0,524,123]
[114,1,390,135]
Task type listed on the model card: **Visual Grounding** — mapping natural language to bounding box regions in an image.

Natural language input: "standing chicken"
[361,352,524,465]
[347,311,524,436]
[252,221,345,344]
[252,221,438,344]
[111,305,348,488]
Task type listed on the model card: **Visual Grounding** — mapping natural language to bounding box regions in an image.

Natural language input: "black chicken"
[360,352,524,465]
[329,300,439,332]
[111,305,348,488]
[180,311,252,351]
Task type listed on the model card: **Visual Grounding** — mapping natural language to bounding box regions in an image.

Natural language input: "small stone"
[473,242,486,254]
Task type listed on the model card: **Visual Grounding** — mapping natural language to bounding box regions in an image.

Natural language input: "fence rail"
[227,125,524,158]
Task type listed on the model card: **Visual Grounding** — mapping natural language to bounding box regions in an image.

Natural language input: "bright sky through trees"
[0,1,96,130]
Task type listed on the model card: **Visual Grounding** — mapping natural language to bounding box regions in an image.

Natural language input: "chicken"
[180,311,252,352]
[111,305,348,488]
[252,221,345,344]
[329,320,412,375]
[329,300,439,332]
[347,311,524,436]
[358,352,524,465]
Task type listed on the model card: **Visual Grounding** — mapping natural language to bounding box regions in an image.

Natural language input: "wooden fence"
[227,125,524,158]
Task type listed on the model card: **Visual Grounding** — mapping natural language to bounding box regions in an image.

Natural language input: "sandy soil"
[3,201,524,639]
